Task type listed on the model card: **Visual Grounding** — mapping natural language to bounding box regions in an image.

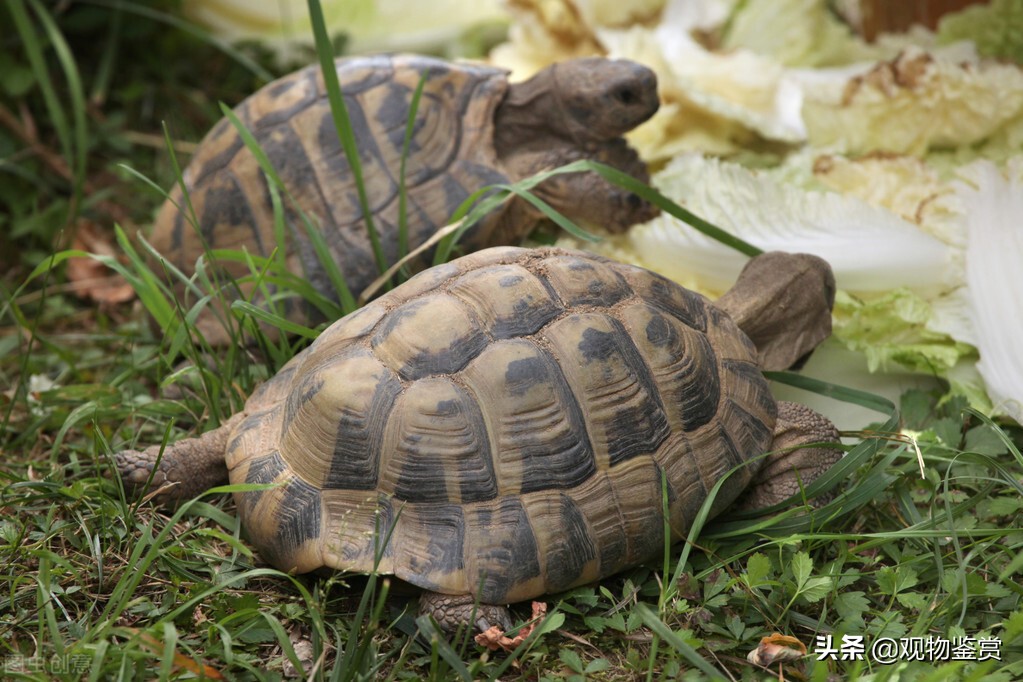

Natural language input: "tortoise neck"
[494,70,583,153]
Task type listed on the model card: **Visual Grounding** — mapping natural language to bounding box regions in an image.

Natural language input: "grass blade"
[219,103,358,315]
[635,603,727,680]
[398,71,430,271]
[306,0,388,280]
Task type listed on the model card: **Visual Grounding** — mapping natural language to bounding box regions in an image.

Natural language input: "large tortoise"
[117,246,840,631]
[150,54,660,344]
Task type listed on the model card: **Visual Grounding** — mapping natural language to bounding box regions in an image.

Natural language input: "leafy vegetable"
[802,46,1023,155]
[937,0,1023,63]
[952,160,1023,422]
[571,153,952,295]
[182,0,507,58]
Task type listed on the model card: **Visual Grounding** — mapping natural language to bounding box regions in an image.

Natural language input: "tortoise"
[116,246,840,632]
[150,54,660,345]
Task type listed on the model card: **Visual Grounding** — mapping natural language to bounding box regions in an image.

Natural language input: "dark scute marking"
[578,326,618,362]
[717,422,746,472]
[593,519,627,576]
[557,268,632,308]
[372,298,425,342]
[199,173,263,253]
[393,383,497,504]
[315,96,396,220]
[516,348,596,494]
[325,368,402,490]
[280,375,325,438]
[450,159,508,188]
[722,359,776,417]
[266,477,321,566]
[677,334,721,432]
[458,412,498,503]
[499,274,524,287]
[645,275,708,332]
[645,313,675,347]
[605,406,670,467]
[392,434,448,503]
[702,422,753,517]
[266,78,295,98]
[504,356,549,397]
[334,56,396,95]
[261,124,326,212]
[403,196,442,246]
[440,174,470,219]
[620,465,668,563]
[590,318,671,466]
[407,504,465,579]
[491,296,560,340]
[316,96,351,164]
[242,450,286,513]
[374,82,430,181]
[194,118,245,184]
[227,408,274,456]
[474,498,541,604]
[343,94,392,182]
[544,494,597,592]
[169,200,186,251]
[725,398,774,462]
[344,495,396,564]
[402,333,489,380]
[251,81,317,130]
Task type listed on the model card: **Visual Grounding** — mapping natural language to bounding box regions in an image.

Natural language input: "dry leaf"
[474,601,548,652]
[66,220,136,304]
[746,632,808,667]
[128,627,225,680]
[282,624,318,678]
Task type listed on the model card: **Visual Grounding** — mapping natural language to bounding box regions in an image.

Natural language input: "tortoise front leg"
[741,401,842,510]
[418,592,513,634]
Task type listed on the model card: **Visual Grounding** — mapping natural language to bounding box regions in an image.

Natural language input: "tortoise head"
[491,58,660,235]
[716,252,836,372]
[538,58,659,142]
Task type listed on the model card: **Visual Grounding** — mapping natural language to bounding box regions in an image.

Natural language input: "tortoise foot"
[418,592,512,634]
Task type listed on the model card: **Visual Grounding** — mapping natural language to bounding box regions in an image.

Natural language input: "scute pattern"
[227,247,777,603]
[380,377,496,503]
[149,54,512,332]
[464,339,595,495]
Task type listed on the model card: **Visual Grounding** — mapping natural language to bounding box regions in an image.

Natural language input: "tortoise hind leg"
[418,592,512,634]
[741,401,842,510]
[114,414,242,506]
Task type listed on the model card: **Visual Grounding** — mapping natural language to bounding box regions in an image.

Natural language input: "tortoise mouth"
[597,138,650,183]
[529,138,658,232]
[595,139,659,228]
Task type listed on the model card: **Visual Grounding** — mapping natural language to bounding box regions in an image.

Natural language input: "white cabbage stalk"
[619,154,953,296]
[954,161,1023,422]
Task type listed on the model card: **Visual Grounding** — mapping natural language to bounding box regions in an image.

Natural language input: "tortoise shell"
[151,54,510,318]
[225,246,776,604]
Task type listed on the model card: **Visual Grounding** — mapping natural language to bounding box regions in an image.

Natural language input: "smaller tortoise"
[150,54,660,344]
[117,246,840,631]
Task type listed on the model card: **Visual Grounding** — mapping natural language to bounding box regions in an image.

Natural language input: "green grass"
[2,0,1023,680]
